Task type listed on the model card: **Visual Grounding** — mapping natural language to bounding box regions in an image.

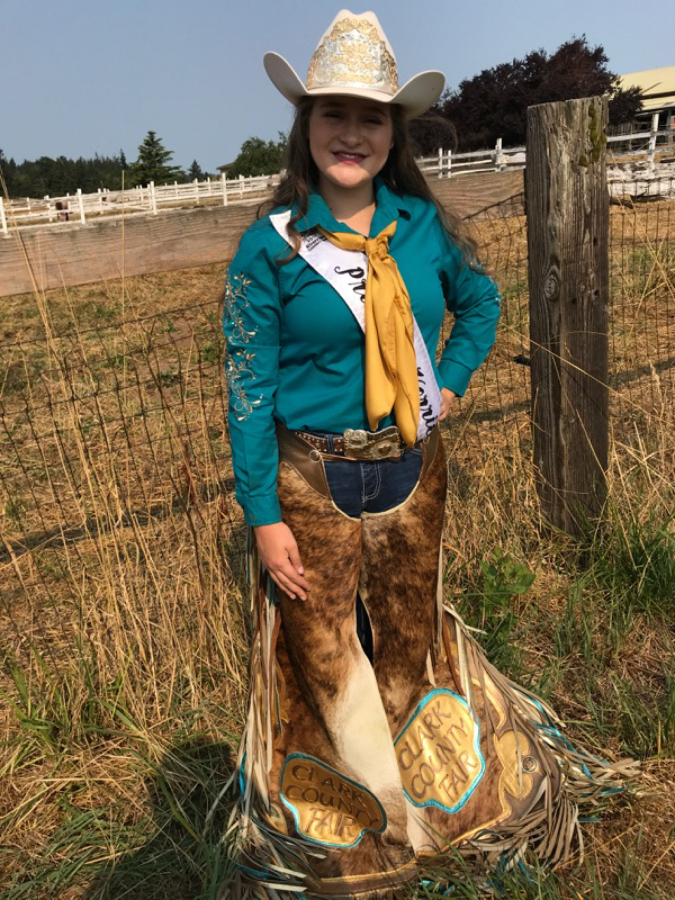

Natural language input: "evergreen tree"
[0,149,11,194]
[130,131,183,186]
[0,151,127,198]
[188,159,206,181]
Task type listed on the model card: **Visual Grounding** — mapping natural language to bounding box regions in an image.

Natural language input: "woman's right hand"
[253,522,311,601]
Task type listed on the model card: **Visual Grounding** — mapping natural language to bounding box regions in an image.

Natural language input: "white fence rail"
[417,115,672,180]
[0,172,282,234]
[2,117,673,235]
[417,139,527,178]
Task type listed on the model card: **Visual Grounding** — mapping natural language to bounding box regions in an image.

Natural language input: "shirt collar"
[295,177,412,237]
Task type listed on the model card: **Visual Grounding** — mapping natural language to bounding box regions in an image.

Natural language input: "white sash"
[270,210,441,441]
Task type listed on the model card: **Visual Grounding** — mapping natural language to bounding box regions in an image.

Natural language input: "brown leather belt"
[276,422,440,502]
[295,425,411,460]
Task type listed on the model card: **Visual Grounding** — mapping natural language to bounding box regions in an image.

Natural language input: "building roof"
[619,66,675,112]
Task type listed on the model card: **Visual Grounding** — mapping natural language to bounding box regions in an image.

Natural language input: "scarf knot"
[366,234,390,261]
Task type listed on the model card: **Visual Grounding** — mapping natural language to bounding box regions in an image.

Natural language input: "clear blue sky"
[3,0,672,172]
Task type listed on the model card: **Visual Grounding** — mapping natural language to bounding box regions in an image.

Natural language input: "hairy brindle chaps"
[227,431,636,899]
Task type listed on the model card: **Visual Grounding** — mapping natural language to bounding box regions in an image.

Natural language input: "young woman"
[224,11,632,898]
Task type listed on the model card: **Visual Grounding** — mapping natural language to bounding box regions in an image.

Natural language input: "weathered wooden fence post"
[526,97,610,534]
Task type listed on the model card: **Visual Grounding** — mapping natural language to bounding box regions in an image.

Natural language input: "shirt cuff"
[242,492,283,527]
[437,359,474,397]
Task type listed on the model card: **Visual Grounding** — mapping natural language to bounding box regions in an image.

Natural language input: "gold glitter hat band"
[264,9,445,120]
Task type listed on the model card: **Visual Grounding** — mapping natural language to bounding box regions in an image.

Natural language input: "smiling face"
[308,96,394,197]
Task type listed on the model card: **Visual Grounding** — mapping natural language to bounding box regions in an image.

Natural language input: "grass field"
[0,198,673,899]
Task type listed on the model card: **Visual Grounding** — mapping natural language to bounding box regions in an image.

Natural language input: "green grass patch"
[454,547,535,681]
[594,514,675,623]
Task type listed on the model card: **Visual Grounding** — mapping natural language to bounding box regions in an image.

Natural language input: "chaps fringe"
[221,440,638,899]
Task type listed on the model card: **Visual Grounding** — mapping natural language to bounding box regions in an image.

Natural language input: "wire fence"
[609,190,675,408]
[460,182,674,466]
[1,173,674,896]
[0,288,245,736]
[0,182,671,627]
[0,186,670,683]
[1,184,674,554]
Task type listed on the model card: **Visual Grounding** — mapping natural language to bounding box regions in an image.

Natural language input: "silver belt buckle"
[344,426,403,460]
[373,437,404,459]
[343,428,368,452]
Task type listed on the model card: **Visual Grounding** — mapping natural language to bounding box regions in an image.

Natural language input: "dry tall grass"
[0,198,673,899]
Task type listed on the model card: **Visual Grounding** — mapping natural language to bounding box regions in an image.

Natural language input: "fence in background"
[416,139,526,178]
[2,106,675,898]
[1,117,672,235]
[1,168,672,556]
[0,172,280,234]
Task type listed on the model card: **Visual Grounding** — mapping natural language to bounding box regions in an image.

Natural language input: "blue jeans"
[317,437,424,519]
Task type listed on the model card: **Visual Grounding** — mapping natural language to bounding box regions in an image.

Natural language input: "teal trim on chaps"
[227,433,638,899]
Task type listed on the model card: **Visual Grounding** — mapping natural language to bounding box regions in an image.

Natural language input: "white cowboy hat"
[264,10,445,120]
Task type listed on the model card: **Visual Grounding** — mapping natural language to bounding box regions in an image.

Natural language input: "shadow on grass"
[84,738,236,900]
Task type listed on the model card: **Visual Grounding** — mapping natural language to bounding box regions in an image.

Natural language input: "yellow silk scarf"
[318,221,420,446]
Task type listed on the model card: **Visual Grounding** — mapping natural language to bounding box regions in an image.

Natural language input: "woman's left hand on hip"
[438,387,457,422]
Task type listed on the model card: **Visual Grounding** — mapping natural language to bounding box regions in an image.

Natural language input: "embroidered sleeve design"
[224,271,264,421]
[226,348,263,421]
[224,273,257,344]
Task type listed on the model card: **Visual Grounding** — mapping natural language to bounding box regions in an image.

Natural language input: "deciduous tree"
[408,112,457,156]
[440,37,643,151]
[227,133,288,178]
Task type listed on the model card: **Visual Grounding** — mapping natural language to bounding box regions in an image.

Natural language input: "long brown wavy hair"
[259,96,478,264]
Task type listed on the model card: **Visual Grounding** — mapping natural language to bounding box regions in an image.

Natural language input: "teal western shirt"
[223,179,501,526]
